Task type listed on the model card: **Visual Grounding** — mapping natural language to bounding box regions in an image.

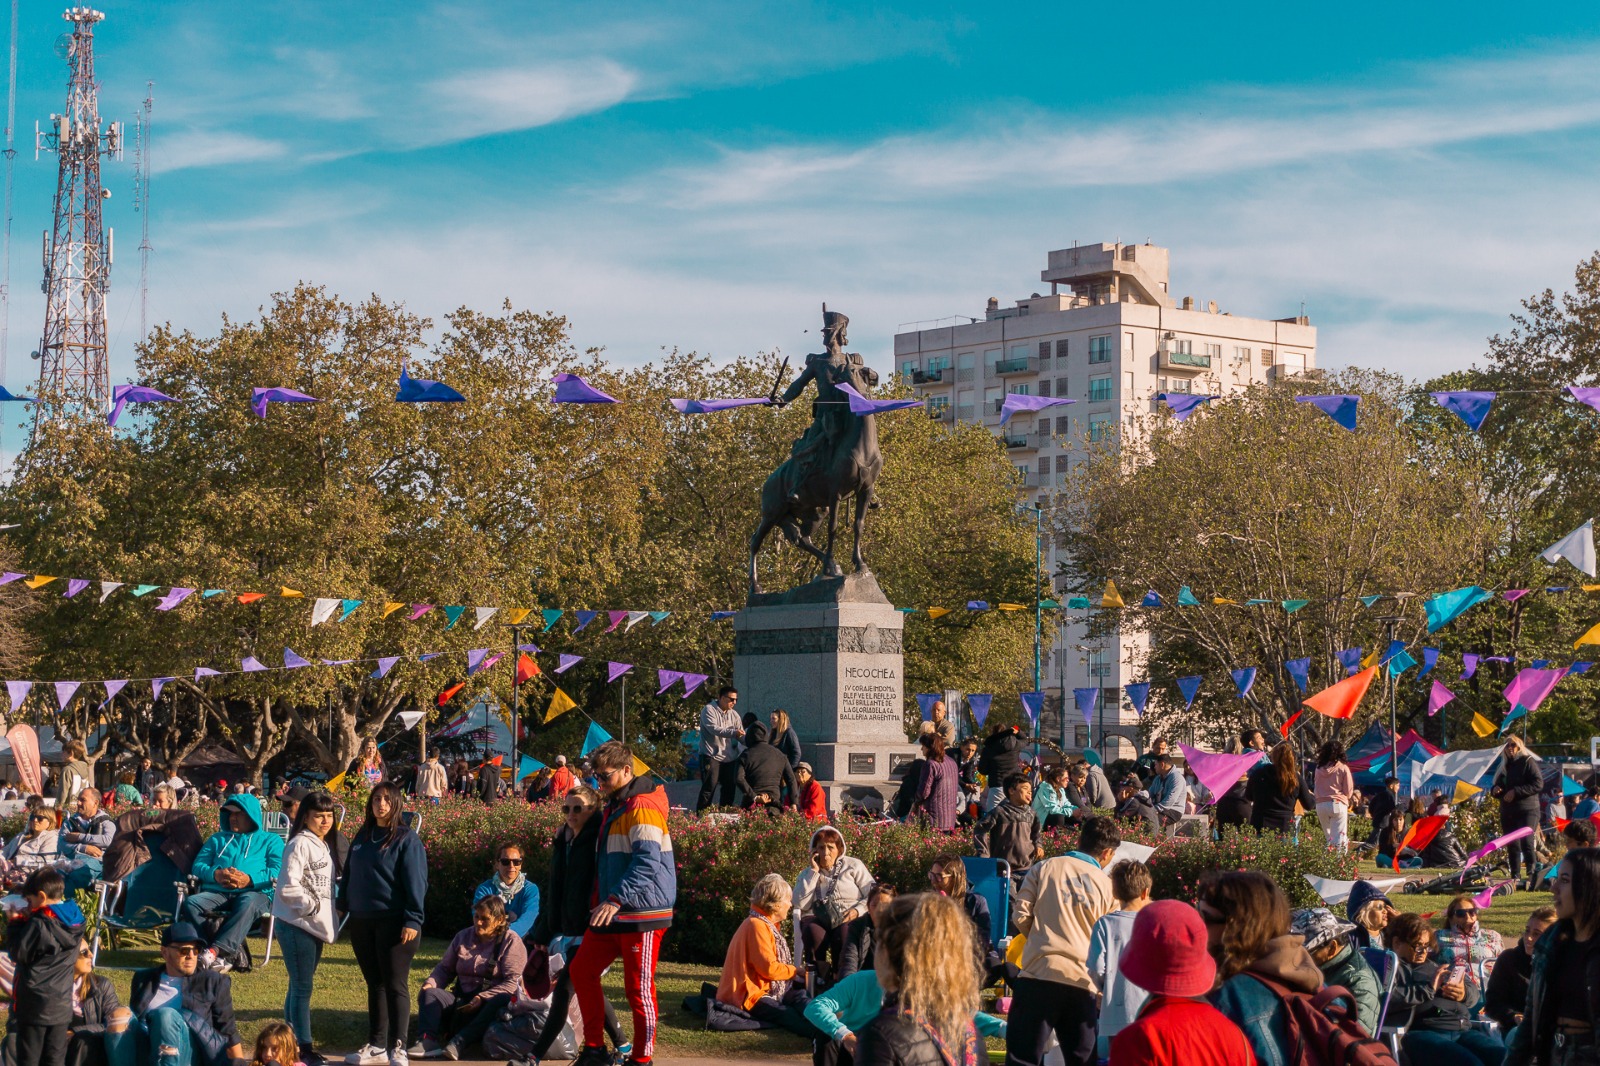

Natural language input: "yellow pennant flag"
[1453,779,1483,803]
[1471,712,1498,738]
[997,602,1026,611]
[505,608,532,625]
[545,686,577,723]
[1100,580,1125,608]
[326,770,347,793]
[1361,648,1381,668]
[23,575,57,589]
[926,607,952,620]
[1575,620,1600,647]
[1213,596,1240,606]
[280,586,304,598]
[632,755,652,777]
[382,602,405,619]
[1584,584,1600,592]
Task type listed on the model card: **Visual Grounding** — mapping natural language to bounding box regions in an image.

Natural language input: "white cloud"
[152,130,289,175]
[418,60,640,144]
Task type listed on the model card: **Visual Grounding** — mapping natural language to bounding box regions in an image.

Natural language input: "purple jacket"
[916,755,961,831]
[427,926,527,1000]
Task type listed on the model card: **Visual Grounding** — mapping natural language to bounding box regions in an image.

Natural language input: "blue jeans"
[106,1007,192,1066]
[278,922,324,1045]
[1402,1028,1505,1066]
[63,855,104,893]
[179,889,270,958]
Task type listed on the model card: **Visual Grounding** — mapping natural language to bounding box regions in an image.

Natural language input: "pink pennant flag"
[1503,666,1567,713]
[1179,744,1264,804]
[557,653,583,674]
[607,661,633,683]
[657,668,684,694]
[479,652,504,673]
[1466,825,1534,868]
[681,672,709,697]
[54,681,80,710]
[409,604,434,620]
[155,587,195,611]
[1473,884,1498,910]
[604,610,628,633]
[1427,680,1456,717]
[63,578,89,598]
[1503,589,1530,602]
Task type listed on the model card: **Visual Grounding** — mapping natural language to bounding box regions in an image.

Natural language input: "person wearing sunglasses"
[106,921,244,1066]
[471,846,540,940]
[3,808,62,887]
[1385,911,1504,1066]
[1436,893,1505,1014]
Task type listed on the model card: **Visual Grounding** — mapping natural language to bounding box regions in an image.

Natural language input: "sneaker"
[389,1044,408,1066]
[615,1045,632,1060]
[198,948,218,970]
[345,1046,388,1066]
[571,1048,614,1066]
[406,1045,427,1058]
[440,1041,461,1061]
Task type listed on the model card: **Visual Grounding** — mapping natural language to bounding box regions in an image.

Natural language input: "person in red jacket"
[547,756,577,799]
[1111,900,1256,1066]
[794,762,828,821]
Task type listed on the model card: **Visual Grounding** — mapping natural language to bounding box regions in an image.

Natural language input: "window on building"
[1204,343,1222,360]
[1174,339,1193,355]
[1088,335,1113,364]
[1055,339,1069,361]
[1074,726,1090,747]
[1233,346,1251,366]
[1055,376,1070,396]
[1260,348,1274,367]
[1055,415,1073,434]
[1088,375,1113,402]
[957,388,974,422]
[1124,371,1134,395]
[928,356,951,372]
[927,396,950,415]
[1089,414,1115,442]
[1009,383,1031,396]
[1103,687,1121,714]
[1166,378,1192,394]
[1088,650,1112,678]
[984,385,1002,414]
[1011,345,1030,361]
[1037,456,1051,474]
[899,359,919,383]
[957,352,976,384]
[1038,341,1051,365]
[1124,332,1135,357]
[1039,380,1051,398]
[984,349,1002,374]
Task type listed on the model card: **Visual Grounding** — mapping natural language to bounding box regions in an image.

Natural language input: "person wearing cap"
[1113,775,1159,835]
[279,785,311,826]
[1289,906,1381,1036]
[179,792,284,972]
[105,921,243,1066]
[1109,900,1256,1066]
[548,755,577,799]
[794,763,828,822]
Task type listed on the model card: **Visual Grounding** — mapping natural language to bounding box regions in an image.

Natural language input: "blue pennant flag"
[396,365,466,403]
[1376,640,1408,667]
[1430,390,1495,432]
[1124,682,1151,716]
[1296,393,1359,430]
[1141,590,1162,607]
[580,719,613,755]
[1284,657,1311,694]
[916,693,941,722]
[1231,667,1257,698]
[1020,691,1045,726]
[571,610,599,632]
[1337,648,1363,676]
[1420,648,1440,677]
[966,694,992,727]
[1072,687,1099,728]
[1424,586,1492,634]
[1177,586,1200,607]
[1176,675,1202,709]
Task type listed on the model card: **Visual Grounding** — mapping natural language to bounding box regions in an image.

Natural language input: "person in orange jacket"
[716,873,814,1034]
[547,756,576,799]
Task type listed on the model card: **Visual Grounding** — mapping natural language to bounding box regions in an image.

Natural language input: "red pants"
[569,926,664,1063]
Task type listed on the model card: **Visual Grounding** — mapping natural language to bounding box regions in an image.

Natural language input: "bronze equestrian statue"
[749,306,884,598]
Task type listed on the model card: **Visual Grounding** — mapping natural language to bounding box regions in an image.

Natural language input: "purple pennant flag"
[572,610,599,633]
[916,693,941,721]
[1462,653,1479,680]
[1503,589,1530,602]
[1337,647,1363,676]
[1295,393,1359,430]
[1568,385,1600,414]
[551,372,618,404]
[479,652,504,673]
[320,659,356,666]
[420,651,445,661]
[284,648,311,669]
[1157,392,1219,422]
[108,383,180,427]
[1231,667,1257,698]
[99,679,127,708]
[466,649,490,675]
[1503,666,1567,712]
[1284,657,1311,694]
[837,381,922,415]
[194,667,219,680]
[1176,675,1202,709]
[516,643,540,653]
[966,693,993,727]
[1428,680,1456,716]
[1020,692,1044,726]
[371,656,401,679]
[998,393,1074,426]
[1486,654,1516,663]
[1420,647,1440,677]
[155,587,195,611]
[54,681,79,709]
[680,672,709,697]
[251,387,320,418]
[63,578,89,598]
[409,604,435,620]
[395,365,465,403]
[150,677,174,703]
[1071,688,1097,728]
[241,656,268,672]
[1124,682,1151,716]
[657,669,683,694]
[556,653,583,674]
[607,661,633,683]
[670,397,772,413]
[1430,390,1496,432]
[604,611,628,633]
[1179,744,1265,804]
[0,572,23,584]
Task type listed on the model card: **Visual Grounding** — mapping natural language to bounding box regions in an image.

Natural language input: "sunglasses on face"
[168,946,199,957]
[1454,909,1477,918]
[561,803,585,813]
[498,857,522,866]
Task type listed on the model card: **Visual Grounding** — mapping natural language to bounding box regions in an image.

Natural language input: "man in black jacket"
[1363,776,1401,853]
[105,922,243,1066]
[1113,775,1160,834]
[835,883,897,980]
[976,725,1023,814]
[8,867,86,1066]
[735,722,798,813]
[1492,735,1543,884]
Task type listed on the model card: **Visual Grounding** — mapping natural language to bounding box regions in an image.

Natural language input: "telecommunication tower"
[32,6,121,430]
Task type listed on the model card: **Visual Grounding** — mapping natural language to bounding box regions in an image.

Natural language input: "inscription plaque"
[848,753,877,775]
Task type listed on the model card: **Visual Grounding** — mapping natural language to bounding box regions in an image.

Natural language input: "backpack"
[1249,975,1399,1066]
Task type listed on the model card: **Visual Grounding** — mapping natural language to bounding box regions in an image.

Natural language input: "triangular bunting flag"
[604,610,628,633]
[5,680,31,710]
[1141,590,1162,607]
[442,606,467,629]
[557,654,583,674]
[1177,586,1200,607]
[236,591,266,604]
[474,607,499,630]
[926,607,951,620]
[371,657,401,679]
[1100,580,1124,608]
[1471,711,1497,737]
[545,686,578,722]
[241,656,268,672]
[99,679,127,708]
[409,604,434,620]
[1430,390,1496,432]
[572,610,599,632]
[966,694,992,727]
[130,584,159,597]
[607,662,633,683]
[339,599,362,622]
[382,602,405,619]
[1124,682,1151,716]
[467,649,490,675]
[1231,667,1257,698]
[1295,393,1359,430]
[151,678,173,703]
[581,719,612,756]
[54,681,79,709]
[437,682,466,706]
[23,575,57,589]
[504,608,532,626]
[541,609,564,631]
[681,673,709,697]
[1020,691,1045,726]
[658,669,684,695]
[99,581,123,602]
[514,654,539,685]
[1303,666,1379,720]
[1285,657,1311,694]
[649,611,671,625]
[1541,519,1596,577]
[1071,688,1097,728]
[1427,680,1455,717]
[64,578,89,598]
[624,611,650,630]
[280,586,303,598]
[284,648,311,669]
[1176,675,1202,709]
[311,598,340,626]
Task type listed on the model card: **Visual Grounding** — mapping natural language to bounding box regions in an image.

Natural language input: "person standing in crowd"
[58,741,93,810]
[929,700,957,749]
[339,782,427,1066]
[1385,912,1504,1065]
[1288,907,1381,1037]
[449,760,474,799]
[567,741,676,1066]
[1492,735,1543,886]
[857,893,987,1066]
[1365,776,1402,852]
[1200,871,1324,1066]
[139,758,163,800]
[526,785,629,1065]
[8,867,85,1066]
[1246,743,1315,834]
[736,722,798,814]
[1572,778,1600,821]
[350,739,387,789]
[1436,894,1504,1011]
[716,874,812,1033]
[697,686,745,812]
[181,793,284,973]
[1113,776,1159,835]
[273,791,342,1066]
[1241,729,1268,754]
[1032,765,1074,829]
[957,740,982,811]
[794,763,829,822]
[106,922,244,1066]
[1088,859,1153,1061]
[547,756,576,799]
[913,733,960,832]
[1146,750,1188,831]
[1109,900,1256,1066]
[770,710,803,769]
[413,896,527,1060]
[977,725,1023,814]
[1506,848,1599,1066]
[793,825,876,985]
[1312,741,1355,853]
[1007,816,1120,1066]
[1485,905,1557,1036]
[974,774,1043,876]
[475,761,500,806]
[113,771,144,809]
[414,753,447,806]
[472,845,540,939]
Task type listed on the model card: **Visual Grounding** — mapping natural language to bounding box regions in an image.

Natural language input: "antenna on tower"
[33,6,122,432]
[133,82,150,344]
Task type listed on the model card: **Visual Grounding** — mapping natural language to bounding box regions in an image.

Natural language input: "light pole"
[509,624,524,781]
[1379,616,1403,776]
[1016,502,1045,757]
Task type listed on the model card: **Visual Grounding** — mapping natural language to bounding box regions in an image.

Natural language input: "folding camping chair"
[1360,945,1405,1056]
[92,850,190,965]
[962,856,1011,948]
[264,810,292,839]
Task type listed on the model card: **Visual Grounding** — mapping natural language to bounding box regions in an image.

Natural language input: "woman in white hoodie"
[790,825,875,984]
[274,790,344,1066]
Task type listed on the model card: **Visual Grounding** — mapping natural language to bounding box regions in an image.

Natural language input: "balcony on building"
[1158,347,1211,373]
[1003,429,1036,450]
[926,400,953,422]
[993,355,1038,377]
[911,366,951,385]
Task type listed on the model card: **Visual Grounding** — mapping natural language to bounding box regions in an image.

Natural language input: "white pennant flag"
[1541,518,1596,577]
[99,581,124,603]
[624,610,650,630]
[398,710,426,730]
[310,598,340,626]
[473,606,499,630]
[1303,873,1411,906]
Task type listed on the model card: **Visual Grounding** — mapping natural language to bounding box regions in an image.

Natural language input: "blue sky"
[3,0,1600,422]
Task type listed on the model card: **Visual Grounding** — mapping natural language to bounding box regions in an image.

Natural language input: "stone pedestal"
[734,574,916,788]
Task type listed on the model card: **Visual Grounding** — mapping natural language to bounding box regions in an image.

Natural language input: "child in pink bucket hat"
[1109,900,1256,1065]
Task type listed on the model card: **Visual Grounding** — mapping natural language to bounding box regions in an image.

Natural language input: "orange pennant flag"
[436,681,466,706]
[1303,666,1379,720]
[236,592,266,604]
[514,653,540,685]
[1394,814,1449,871]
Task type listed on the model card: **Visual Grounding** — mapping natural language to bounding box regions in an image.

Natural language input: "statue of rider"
[771,306,877,508]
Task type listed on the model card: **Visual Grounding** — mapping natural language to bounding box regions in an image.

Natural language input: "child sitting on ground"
[253,1020,305,1066]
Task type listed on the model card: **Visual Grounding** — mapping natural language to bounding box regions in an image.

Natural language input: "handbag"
[808,898,851,931]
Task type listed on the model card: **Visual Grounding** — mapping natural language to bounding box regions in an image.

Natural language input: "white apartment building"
[894,242,1317,757]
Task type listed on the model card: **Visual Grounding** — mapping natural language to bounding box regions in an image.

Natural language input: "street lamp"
[1016,502,1045,756]
[509,623,525,782]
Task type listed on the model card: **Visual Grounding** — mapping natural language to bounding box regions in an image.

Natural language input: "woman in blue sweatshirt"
[337,782,427,1066]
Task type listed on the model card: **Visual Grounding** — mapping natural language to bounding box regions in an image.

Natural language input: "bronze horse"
[748,308,884,597]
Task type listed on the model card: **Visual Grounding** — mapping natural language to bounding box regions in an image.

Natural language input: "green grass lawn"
[94,936,811,1059]
[1353,858,1554,938]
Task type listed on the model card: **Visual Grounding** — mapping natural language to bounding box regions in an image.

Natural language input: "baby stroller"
[1400,858,1510,896]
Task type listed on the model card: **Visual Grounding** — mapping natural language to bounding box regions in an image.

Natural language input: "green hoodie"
[192,793,284,896]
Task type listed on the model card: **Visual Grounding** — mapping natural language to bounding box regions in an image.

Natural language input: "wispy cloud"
[151,130,289,175]
[418,60,640,144]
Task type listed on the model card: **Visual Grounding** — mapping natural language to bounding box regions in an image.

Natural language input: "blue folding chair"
[962,856,1011,950]
[1360,945,1405,1054]
[93,850,189,965]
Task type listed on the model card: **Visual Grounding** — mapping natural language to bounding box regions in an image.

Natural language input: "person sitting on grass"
[836,883,896,980]
[105,921,244,1066]
[471,844,541,939]
[1113,775,1160,835]
[715,873,816,1036]
[251,1021,302,1066]
[1385,911,1504,1066]
[413,896,528,1060]
[792,825,875,987]
[1089,859,1154,1060]
[1289,906,1381,1037]
[794,763,829,822]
